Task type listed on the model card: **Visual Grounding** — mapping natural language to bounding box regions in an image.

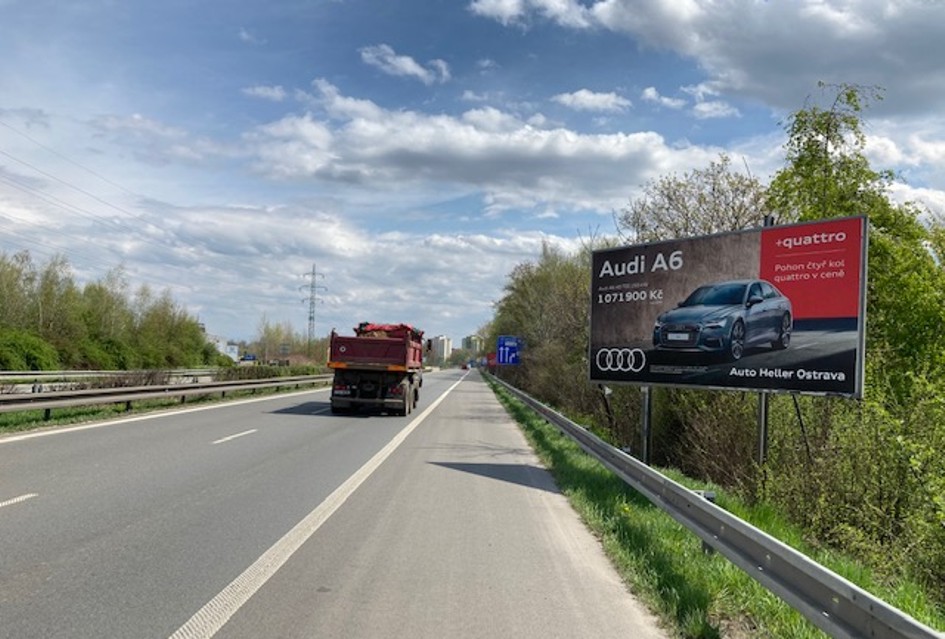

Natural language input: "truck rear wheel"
[403,383,412,416]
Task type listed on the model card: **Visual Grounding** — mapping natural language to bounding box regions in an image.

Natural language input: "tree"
[80,267,136,369]
[768,82,945,390]
[767,82,893,223]
[488,241,599,417]
[133,285,208,368]
[253,314,306,362]
[16,255,87,367]
[617,153,769,243]
[763,82,945,594]
[0,251,34,330]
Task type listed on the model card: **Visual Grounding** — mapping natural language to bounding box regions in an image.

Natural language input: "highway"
[0,369,667,638]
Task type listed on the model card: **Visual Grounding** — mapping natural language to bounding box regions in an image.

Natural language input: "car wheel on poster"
[728,320,745,361]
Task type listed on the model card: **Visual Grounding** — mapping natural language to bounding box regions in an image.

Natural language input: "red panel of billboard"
[589,216,867,397]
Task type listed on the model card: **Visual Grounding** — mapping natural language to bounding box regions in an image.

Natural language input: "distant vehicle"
[328,323,424,415]
[653,279,792,361]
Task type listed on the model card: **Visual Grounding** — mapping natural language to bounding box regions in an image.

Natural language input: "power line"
[0,118,139,198]
[0,124,253,291]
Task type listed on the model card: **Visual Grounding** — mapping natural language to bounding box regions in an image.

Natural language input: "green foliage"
[657,389,761,495]
[77,338,119,370]
[865,205,945,396]
[488,241,601,418]
[0,329,61,370]
[0,251,222,371]
[618,153,771,242]
[0,251,34,330]
[767,82,893,222]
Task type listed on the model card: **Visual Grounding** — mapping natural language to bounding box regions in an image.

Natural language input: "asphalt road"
[0,370,667,638]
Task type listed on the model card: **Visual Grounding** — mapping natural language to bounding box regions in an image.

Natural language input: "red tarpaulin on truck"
[355,322,424,340]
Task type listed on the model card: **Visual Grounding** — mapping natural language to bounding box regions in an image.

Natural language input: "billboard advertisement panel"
[589,216,867,397]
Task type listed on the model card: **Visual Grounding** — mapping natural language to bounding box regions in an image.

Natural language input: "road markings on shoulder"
[168,374,467,639]
[0,493,38,510]
[212,430,257,445]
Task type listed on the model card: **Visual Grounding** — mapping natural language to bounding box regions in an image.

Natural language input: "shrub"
[0,329,61,370]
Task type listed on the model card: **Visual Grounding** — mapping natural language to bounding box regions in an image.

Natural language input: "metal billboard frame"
[588,216,868,398]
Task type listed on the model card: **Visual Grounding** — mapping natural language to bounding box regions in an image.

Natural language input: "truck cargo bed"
[328,325,423,370]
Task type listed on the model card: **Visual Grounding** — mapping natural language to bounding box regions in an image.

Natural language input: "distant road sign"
[497,336,521,365]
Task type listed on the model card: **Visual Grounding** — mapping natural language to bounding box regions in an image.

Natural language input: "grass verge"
[486,376,945,638]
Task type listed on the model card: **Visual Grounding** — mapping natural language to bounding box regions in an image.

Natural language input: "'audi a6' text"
[653,279,792,361]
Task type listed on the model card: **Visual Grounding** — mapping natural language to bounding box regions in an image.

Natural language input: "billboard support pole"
[642,386,652,465]
[757,215,775,489]
[758,391,769,465]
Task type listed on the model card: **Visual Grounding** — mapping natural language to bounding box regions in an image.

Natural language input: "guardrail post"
[642,386,652,466]
[693,490,717,554]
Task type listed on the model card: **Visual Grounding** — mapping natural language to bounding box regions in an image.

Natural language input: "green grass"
[486,377,945,638]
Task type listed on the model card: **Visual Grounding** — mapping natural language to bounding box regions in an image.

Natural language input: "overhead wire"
[0,147,172,243]
[0,117,264,294]
[0,118,139,198]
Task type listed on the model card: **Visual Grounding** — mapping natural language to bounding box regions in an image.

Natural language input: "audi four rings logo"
[596,348,647,373]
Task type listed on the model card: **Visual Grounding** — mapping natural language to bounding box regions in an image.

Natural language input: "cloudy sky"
[1,0,943,346]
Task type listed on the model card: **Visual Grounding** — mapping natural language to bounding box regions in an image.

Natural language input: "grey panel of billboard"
[589,216,867,397]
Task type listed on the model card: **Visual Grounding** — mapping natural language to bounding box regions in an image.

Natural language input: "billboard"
[589,216,867,397]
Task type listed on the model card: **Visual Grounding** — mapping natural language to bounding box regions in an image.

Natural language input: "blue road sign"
[497,335,521,365]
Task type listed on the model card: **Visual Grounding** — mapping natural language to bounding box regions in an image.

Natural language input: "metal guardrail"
[490,375,944,639]
[0,375,334,417]
[0,369,219,382]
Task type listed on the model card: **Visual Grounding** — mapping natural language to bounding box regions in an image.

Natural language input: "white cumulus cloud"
[552,89,632,112]
[641,87,686,109]
[359,44,451,85]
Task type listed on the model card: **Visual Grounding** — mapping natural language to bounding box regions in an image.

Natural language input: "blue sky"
[2,0,944,346]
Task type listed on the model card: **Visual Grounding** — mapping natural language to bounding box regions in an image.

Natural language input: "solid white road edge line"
[212,430,258,445]
[168,373,469,639]
[0,493,38,509]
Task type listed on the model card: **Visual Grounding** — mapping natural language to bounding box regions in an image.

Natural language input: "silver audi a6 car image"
[652,279,792,361]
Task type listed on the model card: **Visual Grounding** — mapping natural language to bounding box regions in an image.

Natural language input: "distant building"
[429,335,452,365]
[208,334,240,362]
[462,335,484,353]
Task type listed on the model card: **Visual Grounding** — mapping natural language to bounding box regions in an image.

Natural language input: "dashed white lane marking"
[0,387,331,445]
[0,493,38,509]
[212,430,257,445]
[168,374,467,639]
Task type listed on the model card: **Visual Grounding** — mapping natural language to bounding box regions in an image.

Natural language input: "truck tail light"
[333,384,353,396]
[387,384,404,396]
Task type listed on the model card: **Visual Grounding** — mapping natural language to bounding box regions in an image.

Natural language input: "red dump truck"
[327,322,425,415]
